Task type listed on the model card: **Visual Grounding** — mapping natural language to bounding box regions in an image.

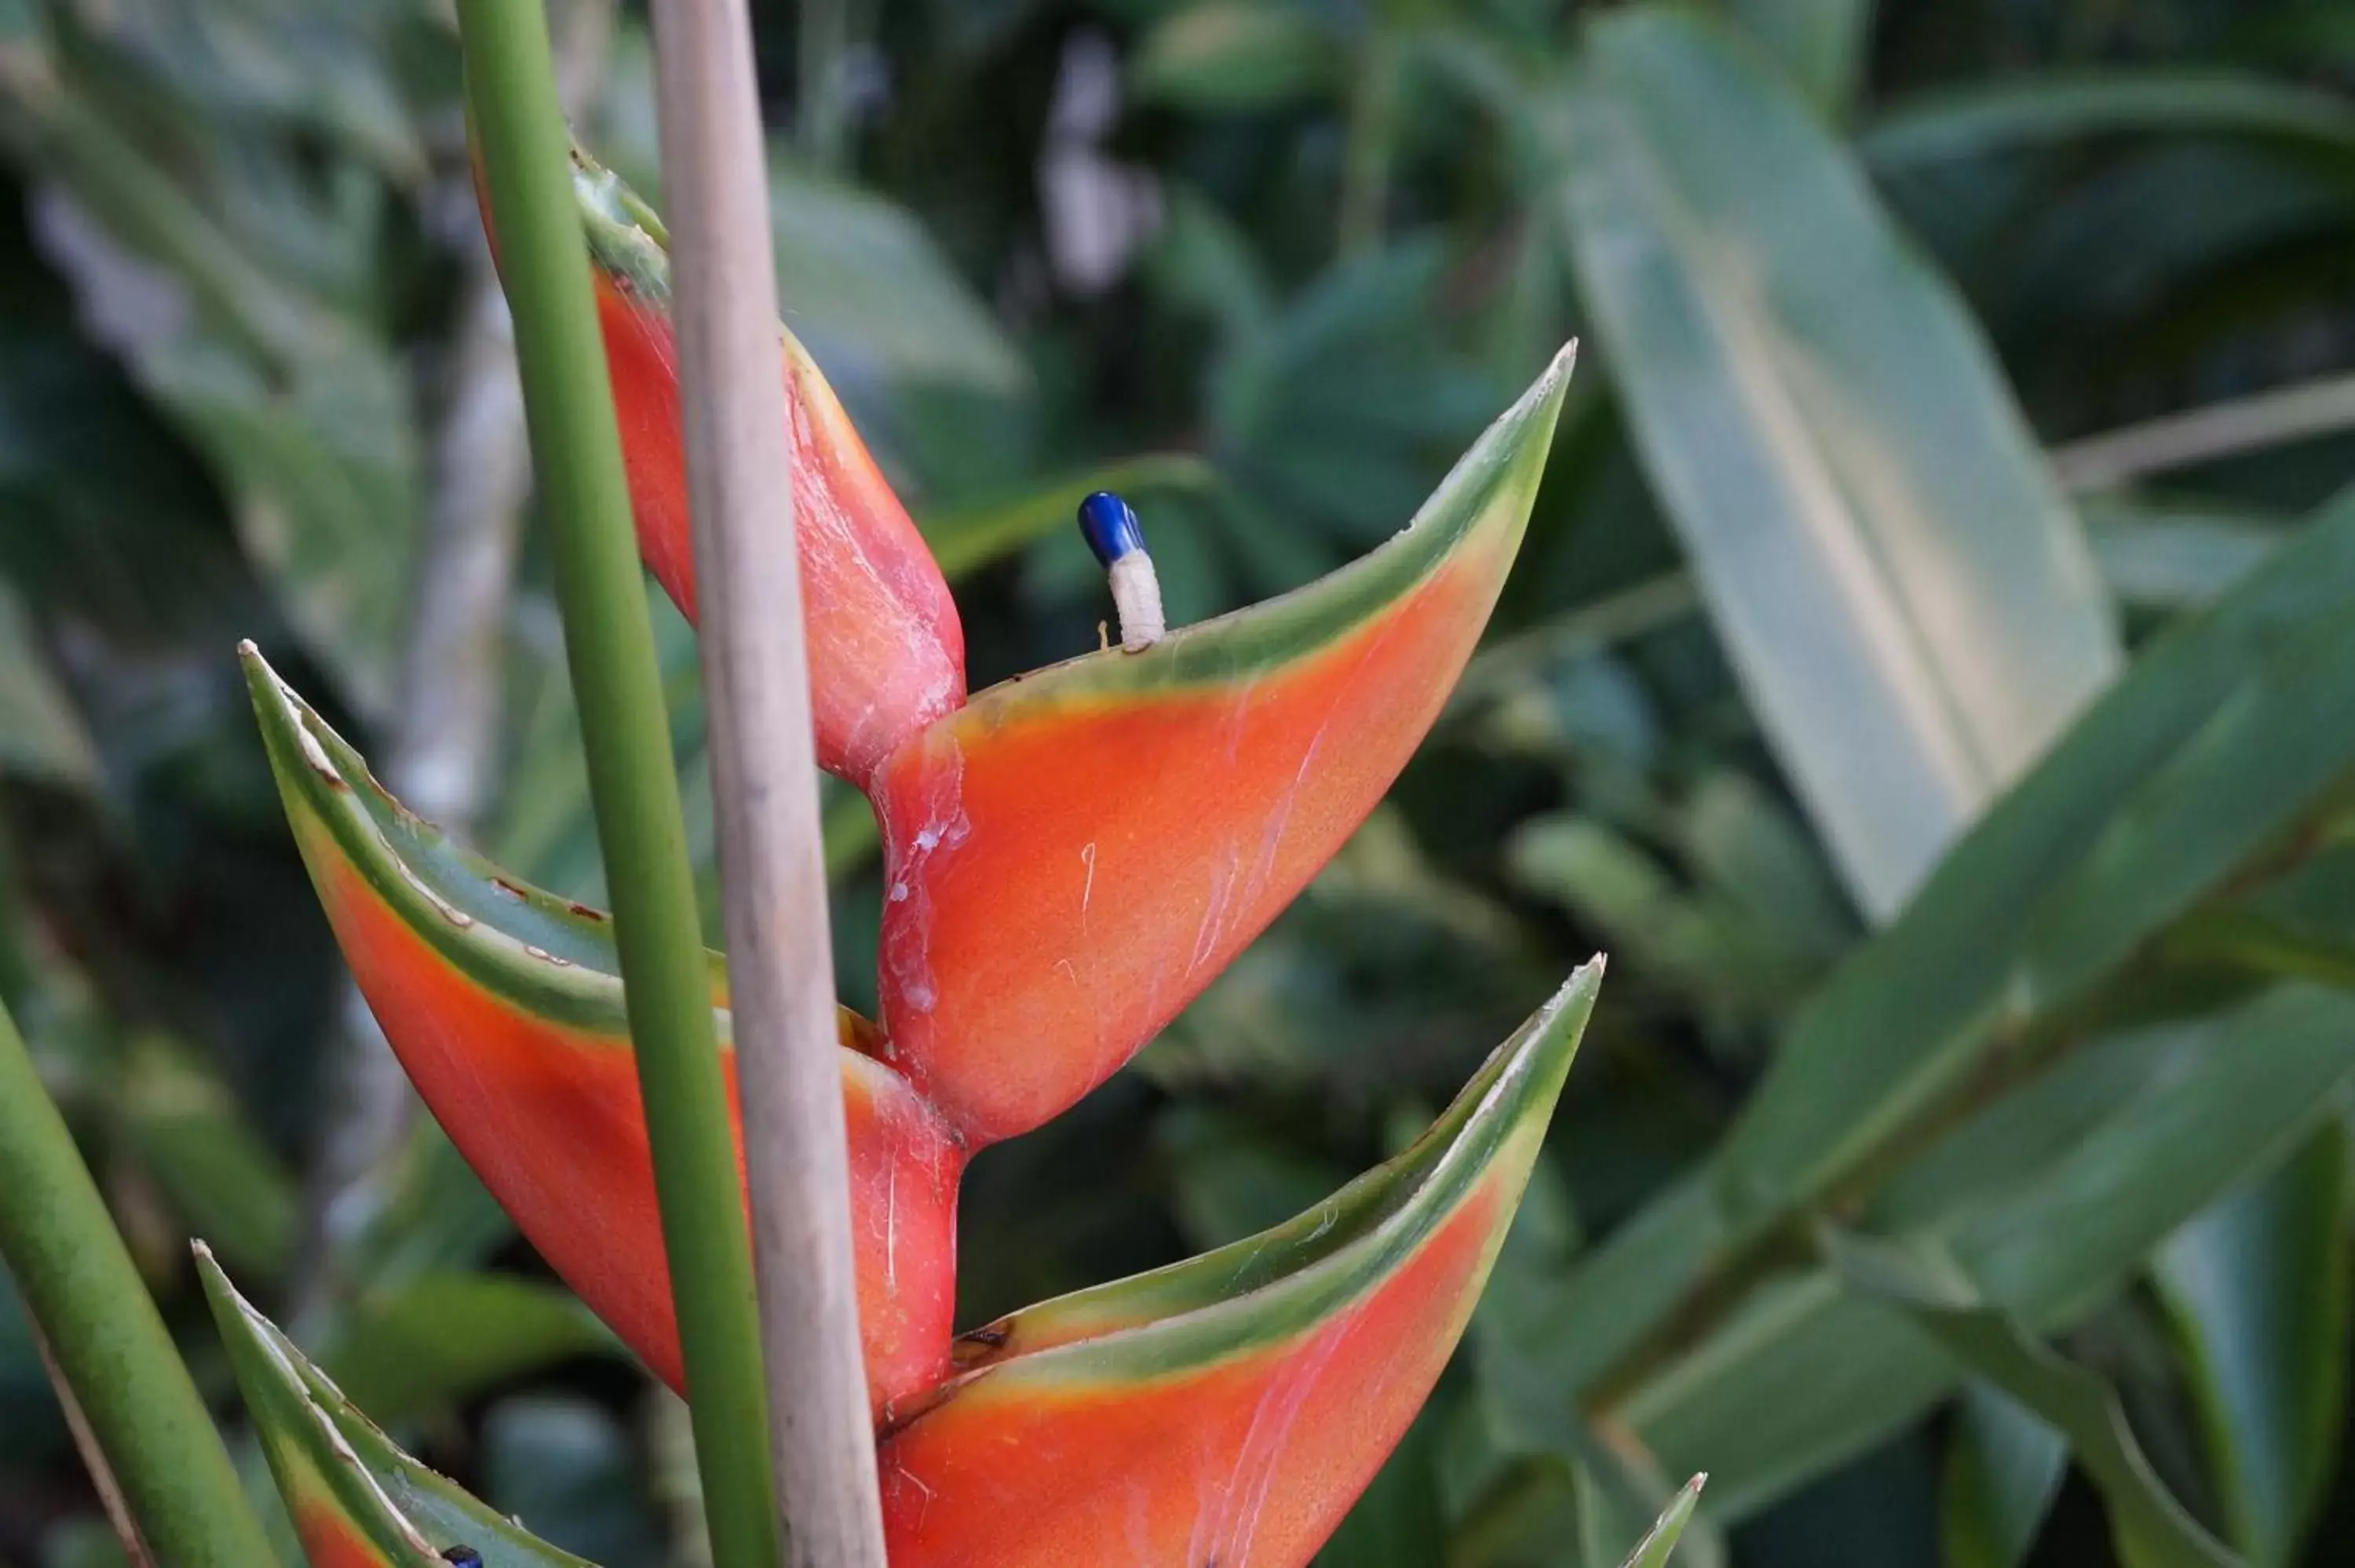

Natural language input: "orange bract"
[317,850,961,1417]
[879,1185,1501,1566]
[592,269,966,782]
[874,553,1501,1144]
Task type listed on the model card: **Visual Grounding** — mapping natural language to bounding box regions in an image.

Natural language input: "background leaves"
[1,1,2353,1565]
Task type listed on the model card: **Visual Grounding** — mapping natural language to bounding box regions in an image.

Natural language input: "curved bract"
[871,346,1575,1145]
[242,649,961,1417]
[202,967,1595,1568]
[566,145,966,782]
[200,1245,593,1568]
[870,964,1594,1566]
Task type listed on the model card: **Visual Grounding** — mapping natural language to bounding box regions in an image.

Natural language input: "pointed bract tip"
[1543,338,1579,388]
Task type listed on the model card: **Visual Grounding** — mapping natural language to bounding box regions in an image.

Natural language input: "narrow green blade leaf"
[1725,0,1869,110]
[1618,1473,1707,1568]
[917,454,1218,580]
[767,155,1028,396]
[2087,503,2284,610]
[1828,1230,2240,1568]
[1862,71,2355,174]
[1723,490,2355,1227]
[2154,1123,2351,1566]
[1541,487,2355,1420]
[1131,2,1337,113]
[1942,1382,2068,1568]
[1559,8,2120,920]
[1619,984,2355,1520]
[0,585,95,786]
[323,1275,620,1428]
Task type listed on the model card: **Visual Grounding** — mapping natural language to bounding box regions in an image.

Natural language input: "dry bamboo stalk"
[641,1,889,1562]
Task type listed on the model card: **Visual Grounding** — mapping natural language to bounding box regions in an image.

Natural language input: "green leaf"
[480,1397,666,1565]
[66,0,430,179]
[1445,1450,1722,1568]
[198,1247,598,1566]
[119,1035,297,1278]
[1616,984,2355,1521]
[1543,485,2355,1405]
[1827,1229,2240,1568]
[1557,8,2120,921]
[1862,71,2355,175]
[1942,1382,2068,1568]
[324,1274,621,1427]
[1132,2,1338,113]
[768,155,1028,397]
[1724,0,1871,111]
[2088,503,2286,611]
[1617,1473,1707,1567]
[1730,494,2355,1220]
[0,582,95,786]
[918,453,1218,580]
[1209,238,1508,549]
[0,53,421,716]
[2154,1122,2350,1566]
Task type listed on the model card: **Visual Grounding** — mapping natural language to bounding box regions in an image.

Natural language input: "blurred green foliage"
[2,0,2353,1563]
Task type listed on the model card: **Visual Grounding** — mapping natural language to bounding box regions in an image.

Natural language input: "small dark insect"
[441,1548,484,1567]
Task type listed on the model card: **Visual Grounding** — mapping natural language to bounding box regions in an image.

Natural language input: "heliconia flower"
[238,130,1592,1566]
[242,650,962,1419]
[197,960,1596,1566]
[558,146,966,783]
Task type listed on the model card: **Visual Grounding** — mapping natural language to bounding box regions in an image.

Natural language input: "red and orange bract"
[203,965,1594,1568]
[293,1509,408,1568]
[248,657,961,1417]
[870,400,1550,1143]
[561,151,966,783]
[878,1172,1506,1566]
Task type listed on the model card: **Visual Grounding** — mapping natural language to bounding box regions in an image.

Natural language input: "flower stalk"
[0,996,276,1563]
[452,1,781,1563]
[642,0,889,1556]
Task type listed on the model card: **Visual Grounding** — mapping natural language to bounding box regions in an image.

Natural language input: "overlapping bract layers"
[244,658,960,1417]
[203,967,1593,1566]
[231,137,1588,1568]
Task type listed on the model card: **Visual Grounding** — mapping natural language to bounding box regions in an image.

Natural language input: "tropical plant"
[5,0,2355,1565]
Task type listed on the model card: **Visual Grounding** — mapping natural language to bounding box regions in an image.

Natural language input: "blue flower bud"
[1077,490,1147,566]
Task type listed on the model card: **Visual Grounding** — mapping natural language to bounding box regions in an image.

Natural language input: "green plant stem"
[0,998,276,1564]
[454,4,783,1566]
